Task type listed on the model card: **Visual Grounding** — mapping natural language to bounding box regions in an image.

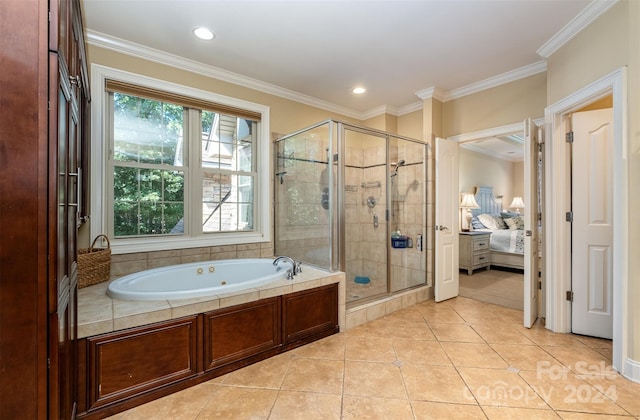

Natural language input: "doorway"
[448,121,539,317]
[545,68,626,373]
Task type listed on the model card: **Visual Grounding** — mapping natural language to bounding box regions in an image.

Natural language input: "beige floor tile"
[518,370,629,415]
[458,367,549,409]
[401,364,472,404]
[118,394,171,419]
[196,386,278,419]
[482,406,561,419]
[364,317,436,340]
[556,412,635,419]
[429,322,485,343]
[383,307,426,323]
[281,358,344,394]
[441,342,509,369]
[454,309,506,325]
[411,400,486,419]
[447,296,490,310]
[542,346,613,373]
[345,335,396,363]
[221,352,292,388]
[160,382,218,419]
[392,339,452,366]
[416,306,466,323]
[490,343,564,372]
[582,372,640,417]
[269,390,342,420]
[343,360,407,399]
[471,323,534,344]
[342,395,414,419]
[573,335,613,350]
[291,333,346,360]
[519,328,588,347]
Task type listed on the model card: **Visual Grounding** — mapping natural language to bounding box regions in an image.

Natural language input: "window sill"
[109,232,269,255]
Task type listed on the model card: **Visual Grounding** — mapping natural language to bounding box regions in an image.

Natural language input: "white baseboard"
[623,357,640,384]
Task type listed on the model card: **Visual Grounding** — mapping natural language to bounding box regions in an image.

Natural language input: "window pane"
[113,167,184,237]
[113,93,184,166]
[202,174,253,233]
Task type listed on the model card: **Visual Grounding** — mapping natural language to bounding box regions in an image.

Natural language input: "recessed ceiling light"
[193,27,215,40]
[352,87,366,94]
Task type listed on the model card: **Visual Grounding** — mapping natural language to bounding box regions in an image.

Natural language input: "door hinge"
[566,290,574,302]
[538,281,542,290]
[47,357,51,369]
[566,132,574,143]
[565,211,573,222]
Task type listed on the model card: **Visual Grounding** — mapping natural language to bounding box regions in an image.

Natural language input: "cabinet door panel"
[88,316,198,409]
[283,283,338,345]
[204,297,280,370]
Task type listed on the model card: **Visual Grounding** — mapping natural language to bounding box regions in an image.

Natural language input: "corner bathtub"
[107,258,291,301]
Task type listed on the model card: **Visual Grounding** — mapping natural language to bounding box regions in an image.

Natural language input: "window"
[91,66,270,253]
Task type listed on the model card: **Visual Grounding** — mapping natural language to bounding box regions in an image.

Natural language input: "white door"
[523,119,539,328]
[571,108,614,339]
[434,137,459,302]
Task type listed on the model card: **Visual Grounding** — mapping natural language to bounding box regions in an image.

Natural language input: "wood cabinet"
[204,297,281,371]
[87,316,199,409]
[283,283,338,346]
[0,0,89,418]
[459,232,491,275]
[77,284,339,419]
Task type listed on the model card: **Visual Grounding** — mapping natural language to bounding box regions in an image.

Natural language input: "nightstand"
[459,231,491,275]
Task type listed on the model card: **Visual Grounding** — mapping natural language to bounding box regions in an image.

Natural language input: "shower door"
[342,127,389,303]
[388,136,427,293]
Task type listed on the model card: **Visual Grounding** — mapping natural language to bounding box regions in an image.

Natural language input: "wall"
[545,0,640,367]
[397,109,423,140]
[459,148,516,207]
[443,73,546,137]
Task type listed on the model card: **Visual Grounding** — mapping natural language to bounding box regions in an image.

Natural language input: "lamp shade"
[509,196,525,210]
[459,193,480,209]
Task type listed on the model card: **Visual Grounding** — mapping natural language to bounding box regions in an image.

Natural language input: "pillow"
[471,216,486,230]
[505,215,525,230]
[477,213,507,230]
[500,211,519,219]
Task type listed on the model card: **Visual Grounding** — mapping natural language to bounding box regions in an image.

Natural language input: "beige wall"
[397,109,423,140]
[546,0,640,363]
[88,46,363,137]
[546,2,628,105]
[443,73,546,138]
[459,148,518,209]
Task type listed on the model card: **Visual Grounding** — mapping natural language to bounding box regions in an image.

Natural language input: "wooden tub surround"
[76,266,345,419]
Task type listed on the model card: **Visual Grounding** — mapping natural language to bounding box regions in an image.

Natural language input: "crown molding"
[415,86,446,102]
[443,61,547,102]
[537,0,619,59]
[87,30,367,120]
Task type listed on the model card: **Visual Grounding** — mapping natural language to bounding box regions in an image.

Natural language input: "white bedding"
[477,228,525,255]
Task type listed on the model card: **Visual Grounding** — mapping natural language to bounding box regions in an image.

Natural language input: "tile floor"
[107,296,640,419]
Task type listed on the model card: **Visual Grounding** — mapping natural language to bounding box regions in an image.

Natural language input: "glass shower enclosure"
[274,120,427,305]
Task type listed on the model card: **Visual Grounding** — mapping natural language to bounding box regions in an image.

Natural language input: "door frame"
[448,120,543,317]
[544,67,627,375]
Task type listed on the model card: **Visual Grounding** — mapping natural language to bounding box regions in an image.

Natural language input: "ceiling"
[461,133,525,162]
[82,0,595,119]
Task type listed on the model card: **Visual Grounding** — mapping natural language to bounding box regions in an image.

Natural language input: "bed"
[470,186,524,270]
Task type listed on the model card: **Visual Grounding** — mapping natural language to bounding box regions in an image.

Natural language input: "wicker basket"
[78,235,111,288]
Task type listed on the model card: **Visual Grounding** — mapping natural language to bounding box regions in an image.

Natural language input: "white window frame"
[90,64,271,254]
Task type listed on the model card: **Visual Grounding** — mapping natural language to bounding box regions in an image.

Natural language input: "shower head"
[391,160,406,177]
